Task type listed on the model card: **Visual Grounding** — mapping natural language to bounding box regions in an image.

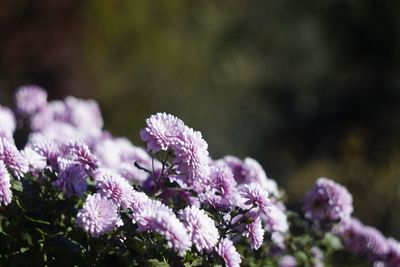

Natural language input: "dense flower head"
[264,204,289,233]
[0,137,29,178]
[224,156,280,198]
[30,100,69,131]
[67,140,98,172]
[243,218,264,250]
[76,193,121,237]
[30,140,61,169]
[303,177,353,222]
[96,170,135,209]
[386,238,400,267]
[240,182,271,216]
[30,97,103,142]
[223,156,247,182]
[53,158,87,197]
[279,255,297,267]
[363,226,390,262]
[15,85,48,116]
[172,127,210,187]
[199,162,238,210]
[141,113,210,190]
[140,112,185,152]
[21,147,47,176]
[335,217,389,262]
[334,217,368,254]
[136,199,192,256]
[0,105,16,138]
[128,189,152,224]
[64,96,104,131]
[0,161,12,206]
[216,238,242,267]
[29,122,82,149]
[179,206,219,252]
[247,160,280,198]
[94,137,154,182]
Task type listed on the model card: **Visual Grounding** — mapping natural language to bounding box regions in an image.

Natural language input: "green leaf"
[25,215,51,225]
[35,227,46,241]
[321,233,343,250]
[11,180,23,192]
[184,258,203,267]
[147,259,170,267]
[294,251,309,263]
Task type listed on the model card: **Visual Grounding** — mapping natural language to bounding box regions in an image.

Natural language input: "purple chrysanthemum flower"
[179,206,219,252]
[386,238,400,267]
[242,157,280,197]
[216,238,242,267]
[29,122,84,149]
[172,127,210,187]
[363,226,390,262]
[223,156,247,184]
[21,147,47,176]
[15,85,48,116]
[53,158,87,197]
[76,193,121,237]
[136,200,192,256]
[140,112,185,153]
[271,232,286,251]
[334,218,367,254]
[240,182,271,216]
[64,96,104,131]
[30,100,68,131]
[141,113,211,191]
[200,162,238,210]
[264,204,289,233]
[0,137,29,178]
[67,141,98,172]
[303,177,353,222]
[94,137,154,183]
[130,190,151,214]
[0,106,16,138]
[224,156,280,198]
[279,255,297,267]
[31,140,61,169]
[334,217,389,262]
[96,171,135,209]
[243,218,264,250]
[0,161,12,206]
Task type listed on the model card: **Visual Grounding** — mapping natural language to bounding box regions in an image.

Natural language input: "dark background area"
[1,0,400,240]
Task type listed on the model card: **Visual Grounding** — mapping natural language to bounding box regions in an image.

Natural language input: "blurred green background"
[1,0,400,240]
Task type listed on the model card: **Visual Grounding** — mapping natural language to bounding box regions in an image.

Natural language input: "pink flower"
[216,238,242,267]
[179,206,219,252]
[244,218,264,250]
[96,170,135,209]
[140,113,185,152]
[0,137,29,178]
[76,193,121,237]
[15,85,47,116]
[240,182,271,216]
[0,161,12,206]
[136,200,192,256]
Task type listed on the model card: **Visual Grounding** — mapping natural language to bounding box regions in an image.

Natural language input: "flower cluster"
[303,177,353,223]
[334,217,400,266]
[0,85,398,267]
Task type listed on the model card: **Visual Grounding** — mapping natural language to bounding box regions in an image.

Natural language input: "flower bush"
[0,85,399,266]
